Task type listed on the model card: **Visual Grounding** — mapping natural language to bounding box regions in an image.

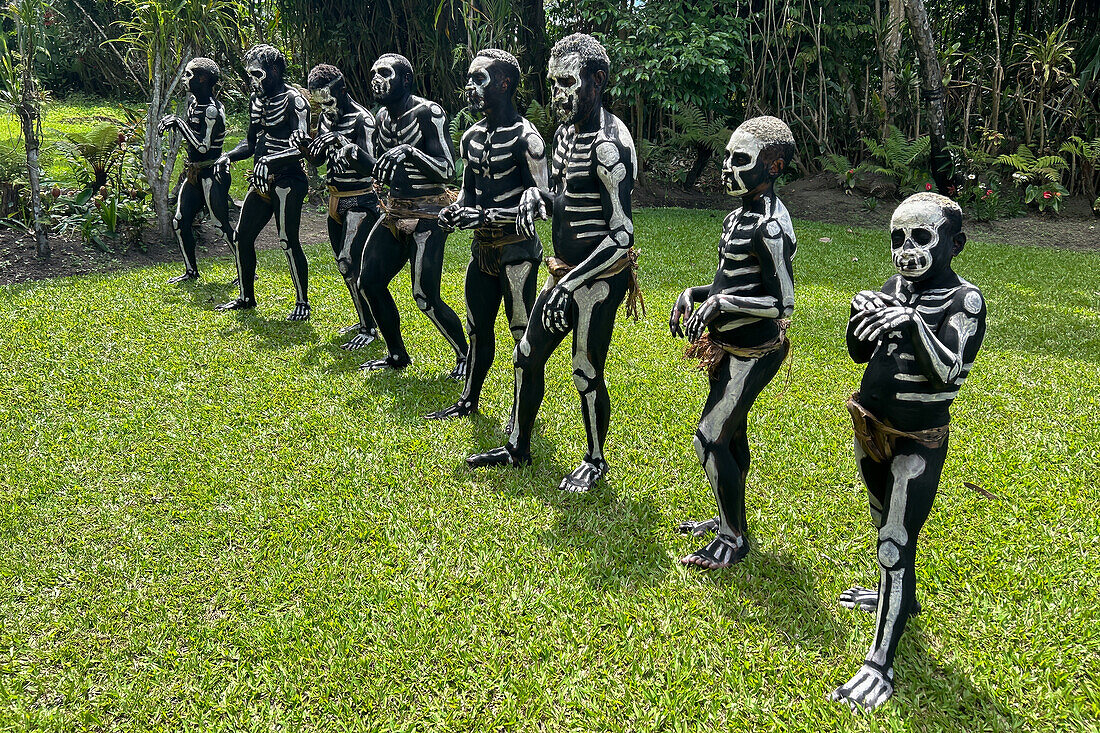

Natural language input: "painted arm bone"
[542,140,634,333]
[684,221,795,342]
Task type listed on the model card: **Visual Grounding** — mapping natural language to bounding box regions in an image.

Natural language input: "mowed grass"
[0,208,1097,731]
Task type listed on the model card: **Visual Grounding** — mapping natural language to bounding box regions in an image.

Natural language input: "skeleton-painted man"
[293,64,380,349]
[157,57,232,284]
[215,44,312,320]
[427,49,548,421]
[830,192,986,711]
[357,53,468,377]
[466,33,642,493]
[669,117,797,569]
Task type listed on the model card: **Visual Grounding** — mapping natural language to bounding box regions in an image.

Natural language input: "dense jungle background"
[1,0,1099,267]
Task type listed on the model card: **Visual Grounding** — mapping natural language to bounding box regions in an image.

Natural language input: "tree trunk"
[883,0,904,125]
[19,65,48,258]
[904,0,956,195]
[144,49,185,243]
[516,0,549,104]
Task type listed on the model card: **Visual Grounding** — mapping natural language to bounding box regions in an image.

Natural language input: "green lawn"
[0,97,254,200]
[0,209,1097,731]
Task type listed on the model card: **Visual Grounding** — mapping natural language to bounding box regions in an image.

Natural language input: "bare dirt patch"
[0,204,331,286]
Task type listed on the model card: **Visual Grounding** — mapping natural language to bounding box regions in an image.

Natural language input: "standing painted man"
[216,44,312,321]
[357,54,468,377]
[293,63,380,349]
[157,57,233,284]
[670,117,797,569]
[467,33,642,493]
[830,192,985,711]
[428,49,548,421]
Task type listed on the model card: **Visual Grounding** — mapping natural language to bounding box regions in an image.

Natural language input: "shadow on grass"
[460,422,671,591]
[885,623,1020,726]
[214,308,318,349]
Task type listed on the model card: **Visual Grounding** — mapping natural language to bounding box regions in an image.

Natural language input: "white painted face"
[246,62,266,96]
[548,52,584,124]
[312,83,339,124]
[890,198,946,279]
[722,129,766,196]
[465,56,493,113]
[371,59,397,101]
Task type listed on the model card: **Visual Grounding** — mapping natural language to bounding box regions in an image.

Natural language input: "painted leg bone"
[832,451,935,711]
[273,184,311,321]
[408,228,469,379]
[168,181,202,283]
[335,211,378,349]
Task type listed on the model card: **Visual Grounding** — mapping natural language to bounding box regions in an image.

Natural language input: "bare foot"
[558,458,608,493]
[167,271,199,284]
[341,328,377,350]
[216,297,257,312]
[675,516,719,537]
[829,663,894,711]
[838,586,921,615]
[466,445,531,468]
[287,303,311,321]
[359,354,411,372]
[449,357,468,381]
[426,399,476,421]
[680,532,748,569]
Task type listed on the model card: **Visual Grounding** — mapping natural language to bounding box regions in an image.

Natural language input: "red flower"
[1043,191,1052,199]
[925,183,933,191]
[986,189,993,196]
[847,169,854,174]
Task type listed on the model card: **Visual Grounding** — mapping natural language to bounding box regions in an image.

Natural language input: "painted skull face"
[371,59,406,104]
[548,52,589,125]
[182,62,200,95]
[465,56,494,113]
[246,62,267,96]
[312,82,340,124]
[890,198,951,279]
[721,129,768,196]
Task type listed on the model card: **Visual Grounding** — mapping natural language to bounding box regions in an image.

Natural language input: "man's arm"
[223,99,260,163]
[555,139,634,291]
[340,110,377,174]
[404,104,456,182]
[438,131,476,231]
[517,125,556,238]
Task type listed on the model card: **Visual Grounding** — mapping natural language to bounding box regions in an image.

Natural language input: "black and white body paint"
[669,116,797,569]
[215,44,312,320]
[427,49,548,421]
[295,64,380,349]
[830,192,986,711]
[467,34,637,493]
[157,57,232,283]
[356,53,468,376]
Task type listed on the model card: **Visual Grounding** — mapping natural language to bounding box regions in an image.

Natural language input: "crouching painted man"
[216,44,312,320]
[428,49,548,421]
[670,116,797,569]
[466,33,642,493]
[157,57,233,284]
[294,63,380,349]
[830,192,986,711]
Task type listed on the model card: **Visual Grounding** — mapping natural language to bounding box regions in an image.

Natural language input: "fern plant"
[995,144,1067,185]
[818,153,856,191]
[1058,136,1100,208]
[860,126,931,194]
[55,122,126,190]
